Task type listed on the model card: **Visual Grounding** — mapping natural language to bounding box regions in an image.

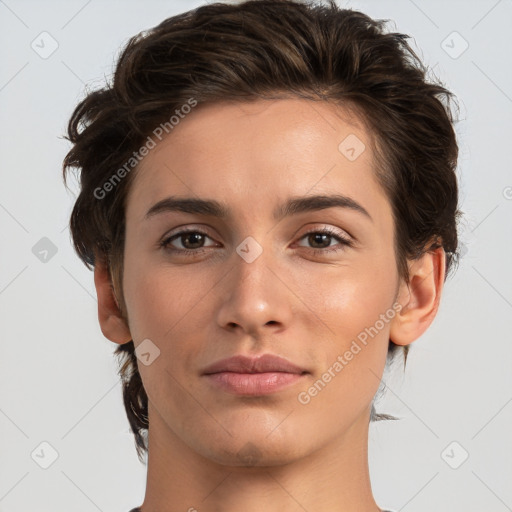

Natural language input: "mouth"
[202,354,309,396]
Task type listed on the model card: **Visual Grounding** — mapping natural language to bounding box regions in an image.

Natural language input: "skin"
[94,98,445,512]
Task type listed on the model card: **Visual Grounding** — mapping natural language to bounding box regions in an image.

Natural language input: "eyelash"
[159,226,354,256]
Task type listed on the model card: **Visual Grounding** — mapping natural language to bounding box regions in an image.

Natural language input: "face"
[121,98,401,466]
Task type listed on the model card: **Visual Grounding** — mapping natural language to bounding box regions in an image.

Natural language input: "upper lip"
[202,354,307,375]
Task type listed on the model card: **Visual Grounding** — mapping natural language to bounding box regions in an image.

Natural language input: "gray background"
[0,0,510,511]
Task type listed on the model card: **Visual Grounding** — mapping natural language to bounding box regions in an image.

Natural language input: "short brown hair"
[62,0,462,462]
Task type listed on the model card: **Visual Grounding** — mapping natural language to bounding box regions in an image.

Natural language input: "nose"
[215,240,294,337]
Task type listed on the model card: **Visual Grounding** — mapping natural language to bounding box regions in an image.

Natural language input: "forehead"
[125,98,389,225]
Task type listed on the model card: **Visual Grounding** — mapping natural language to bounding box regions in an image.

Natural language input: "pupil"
[184,233,203,248]
[311,233,329,248]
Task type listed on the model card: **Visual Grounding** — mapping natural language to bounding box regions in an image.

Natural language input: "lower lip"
[204,372,305,395]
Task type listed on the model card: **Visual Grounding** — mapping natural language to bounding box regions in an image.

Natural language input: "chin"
[206,441,305,468]
[192,423,310,468]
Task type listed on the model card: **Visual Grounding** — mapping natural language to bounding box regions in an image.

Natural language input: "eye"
[296,227,354,254]
[160,229,217,255]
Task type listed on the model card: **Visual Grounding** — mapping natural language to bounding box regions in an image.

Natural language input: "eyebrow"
[144,194,373,223]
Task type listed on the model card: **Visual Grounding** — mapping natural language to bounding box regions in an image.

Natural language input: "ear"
[389,247,446,346]
[93,261,132,344]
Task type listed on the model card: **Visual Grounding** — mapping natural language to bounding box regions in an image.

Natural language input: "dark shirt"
[129,508,395,511]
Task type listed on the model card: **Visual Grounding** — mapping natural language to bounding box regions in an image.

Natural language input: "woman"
[62,1,461,510]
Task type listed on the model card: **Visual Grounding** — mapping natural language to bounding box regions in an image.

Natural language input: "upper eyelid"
[163,225,350,238]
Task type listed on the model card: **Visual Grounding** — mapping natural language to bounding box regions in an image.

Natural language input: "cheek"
[303,252,398,391]
[122,263,203,399]
[122,273,162,342]
[121,258,217,393]
[122,247,199,341]
[308,252,398,337]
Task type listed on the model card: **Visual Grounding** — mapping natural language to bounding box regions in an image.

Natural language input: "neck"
[139,403,381,512]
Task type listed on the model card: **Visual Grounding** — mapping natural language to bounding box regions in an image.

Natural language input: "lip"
[202,354,308,396]
[202,354,306,375]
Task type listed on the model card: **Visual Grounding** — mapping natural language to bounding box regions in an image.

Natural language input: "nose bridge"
[232,233,274,299]
[215,231,291,332]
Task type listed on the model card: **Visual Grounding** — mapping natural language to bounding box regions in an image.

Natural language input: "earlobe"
[93,261,132,344]
[390,247,446,347]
